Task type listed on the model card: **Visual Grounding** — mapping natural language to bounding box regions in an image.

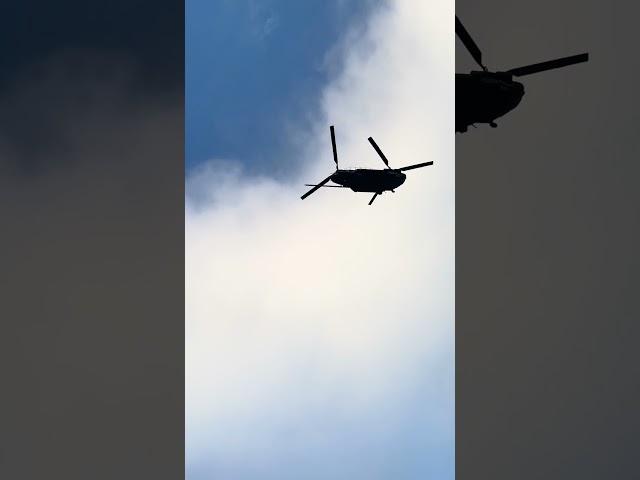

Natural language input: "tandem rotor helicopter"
[456,15,589,133]
[301,126,433,205]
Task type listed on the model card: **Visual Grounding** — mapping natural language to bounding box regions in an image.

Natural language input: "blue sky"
[186,0,381,175]
[186,2,454,479]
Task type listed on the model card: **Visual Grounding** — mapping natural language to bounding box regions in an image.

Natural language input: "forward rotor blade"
[398,161,434,172]
[330,125,338,169]
[301,175,333,200]
[456,16,485,70]
[368,137,391,169]
[368,193,379,205]
[507,53,589,77]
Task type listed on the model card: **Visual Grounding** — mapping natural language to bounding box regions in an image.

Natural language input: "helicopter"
[456,15,589,133]
[301,126,433,205]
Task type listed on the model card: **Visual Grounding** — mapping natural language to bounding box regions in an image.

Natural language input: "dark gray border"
[457,1,640,478]
[0,1,184,478]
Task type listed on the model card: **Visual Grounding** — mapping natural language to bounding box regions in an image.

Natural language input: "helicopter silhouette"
[456,15,589,133]
[301,126,433,205]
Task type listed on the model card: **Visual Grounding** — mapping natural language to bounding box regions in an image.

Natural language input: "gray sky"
[456,1,640,478]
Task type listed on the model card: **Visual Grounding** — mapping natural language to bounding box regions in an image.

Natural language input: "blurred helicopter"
[456,15,589,133]
[301,126,433,205]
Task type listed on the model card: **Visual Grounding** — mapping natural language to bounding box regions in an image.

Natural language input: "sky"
[2,0,639,478]
[186,1,454,479]
[186,0,380,174]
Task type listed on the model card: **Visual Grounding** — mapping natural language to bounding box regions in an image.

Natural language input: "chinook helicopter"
[301,126,433,205]
[456,15,589,133]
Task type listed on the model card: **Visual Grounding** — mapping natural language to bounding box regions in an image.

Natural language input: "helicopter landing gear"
[489,122,497,128]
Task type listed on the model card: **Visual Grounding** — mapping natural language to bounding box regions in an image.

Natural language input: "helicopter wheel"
[489,122,497,128]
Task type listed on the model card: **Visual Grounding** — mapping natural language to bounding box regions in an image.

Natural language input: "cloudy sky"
[186,1,454,478]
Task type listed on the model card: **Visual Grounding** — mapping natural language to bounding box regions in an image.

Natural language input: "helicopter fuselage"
[301,126,432,205]
[331,168,406,193]
[456,72,525,133]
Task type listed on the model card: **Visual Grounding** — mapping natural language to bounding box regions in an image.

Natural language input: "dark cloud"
[0,0,183,91]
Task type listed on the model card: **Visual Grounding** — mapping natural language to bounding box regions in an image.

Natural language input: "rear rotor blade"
[367,137,391,169]
[304,184,346,188]
[456,16,486,70]
[368,193,379,205]
[398,161,434,172]
[330,125,338,169]
[301,175,333,200]
[507,53,589,77]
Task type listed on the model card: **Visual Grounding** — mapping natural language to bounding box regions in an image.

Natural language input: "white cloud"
[186,1,454,478]
[261,14,279,38]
